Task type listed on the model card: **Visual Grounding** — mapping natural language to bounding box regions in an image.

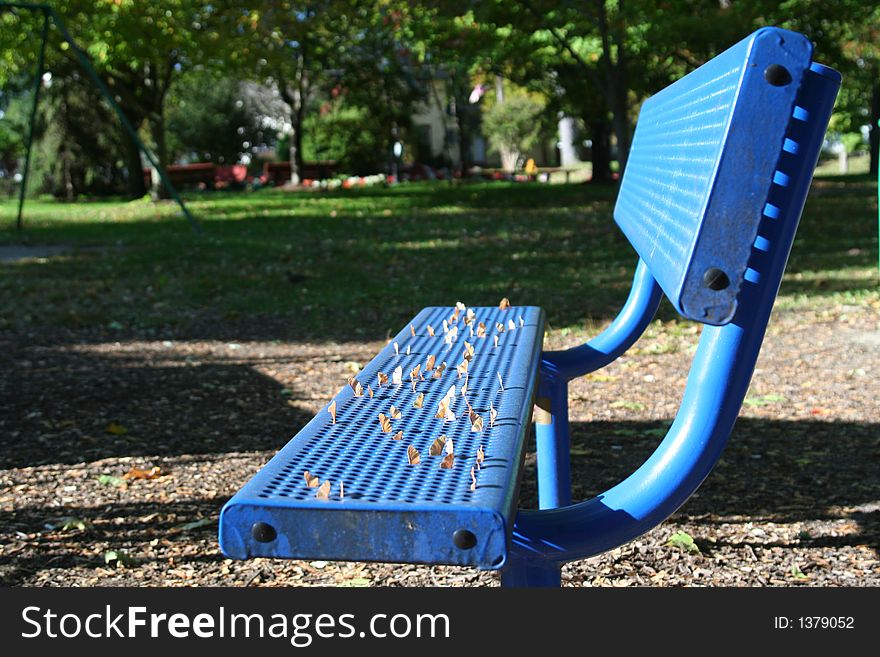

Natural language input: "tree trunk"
[588,118,613,183]
[870,79,879,177]
[121,130,147,199]
[288,105,305,186]
[149,114,170,200]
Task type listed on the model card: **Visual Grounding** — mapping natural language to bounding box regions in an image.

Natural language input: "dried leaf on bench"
[426,324,435,337]
[477,445,485,468]
[378,413,392,433]
[471,414,484,433]
[348,377,364,397]
[445,437,455,456]
[490,405,497,427]
[340,480,344,499]
[304,471,320,488]
[410,324,416,337]
[433,362,447,378]
[445,384,456,400]
[377,372,388,387]
[413,392,425,408]
[465,308,476,325]
[429,435,447,456]
[444,325,458,345]
[493,335,499,349]
[406,344,411,355]
[457,360,469,378]
[328,400,337,424]
[123,466,162,481]
[470,466,477,490]
[426,354,436,371]
[443,319,449,333]
[450,306,461,323]
[495,322,505,333]
[499,297,511,310]
[316,480,331,500]
[367,384,374,399]
[394,341,399,356]
[497,372,504,390]
[407,445,421,465]
[476,322,487,338]
[463,341,475,361]
[392,430,403,441]
[435,398,449,420]
[508,319,516,331]
[392,366,403,386]
[389,405,401,419]
[440,453,455,469]
[519,315,524,327]
[410,364,421,381]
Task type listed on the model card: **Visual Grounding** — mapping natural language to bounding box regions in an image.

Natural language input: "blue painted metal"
[615,28,812,325]
[220,305,545,569]
[507,56,841,570]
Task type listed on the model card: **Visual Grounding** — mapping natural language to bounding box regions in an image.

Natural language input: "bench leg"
[501,554,562,587]
[534,375,572,509]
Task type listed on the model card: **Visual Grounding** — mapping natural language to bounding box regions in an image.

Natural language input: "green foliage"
[166,72,262,164]
[666,530,700,554]
[482,94,543,170]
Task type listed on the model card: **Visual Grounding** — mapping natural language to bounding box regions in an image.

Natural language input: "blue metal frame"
[502,59,841,586]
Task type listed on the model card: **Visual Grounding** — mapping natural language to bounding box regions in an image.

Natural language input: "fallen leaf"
[433,362,447,378]
[392,430,404,441]
[410,325,416,337]
[457,360,469,378]
[413,392,425,408]
[493,335,499,348]
[407,445,421,465]
[177,517,215,532]
[122,466,162,481]
[499,297,510,310]
[394,341,399,355]
[445,438,455,455]
[340,480,345,499]
[471,415,484,432]
[497,372,504,390]
[463,342,475,361]
[426,325,435,337]
[378,413,392,433]
[470,467,477,490]
[666,530,700,554]
[435,398,449,420]
[104,550,133,568]
[316,480,331,500]
[105,422,127,436]
[377,372,388,387]
[328,400,337,424]
[97,474,126,487]
[392,366,403,386]
[476,322,487,338]
[426,354,436,371]
[429,436,447,456]
[389,405,401,419]
[495,322,504,333]
[348,377,364,397]
[508,319,516,330]
[490,406,498,427]
[440,453,454,469]
[477,445,485,467]
[304,471,320,487]
[367,384,374,398]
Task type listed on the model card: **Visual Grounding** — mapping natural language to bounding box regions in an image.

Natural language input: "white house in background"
[410,77,576,170]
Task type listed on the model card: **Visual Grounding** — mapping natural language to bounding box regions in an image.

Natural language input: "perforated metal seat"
[220,306,545,568]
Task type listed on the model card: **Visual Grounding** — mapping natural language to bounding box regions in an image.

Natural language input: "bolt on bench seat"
[220,27,841,586]
[220,305,546,568]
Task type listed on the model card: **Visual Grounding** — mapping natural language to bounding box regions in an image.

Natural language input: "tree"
[482,93,543,172]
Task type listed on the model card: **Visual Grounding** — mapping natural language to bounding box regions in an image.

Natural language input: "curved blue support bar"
[510,62,841,566]
[542,259,662,382]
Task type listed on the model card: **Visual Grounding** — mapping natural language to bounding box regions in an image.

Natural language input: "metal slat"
[220,305,545,569]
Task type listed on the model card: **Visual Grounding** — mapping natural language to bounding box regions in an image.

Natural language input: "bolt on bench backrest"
[615,27,814,325]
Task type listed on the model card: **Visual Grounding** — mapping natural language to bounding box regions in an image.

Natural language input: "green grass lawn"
[1,177,877,342]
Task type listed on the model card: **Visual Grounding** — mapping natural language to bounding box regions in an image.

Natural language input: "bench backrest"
[614,27,814,325]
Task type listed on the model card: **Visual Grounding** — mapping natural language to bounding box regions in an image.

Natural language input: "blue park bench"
[219,28,841,586]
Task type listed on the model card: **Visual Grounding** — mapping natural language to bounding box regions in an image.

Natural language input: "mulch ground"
[1,301,878,587]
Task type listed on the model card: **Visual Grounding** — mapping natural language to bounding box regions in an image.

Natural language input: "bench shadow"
[1,342,316,469]
[518,418,880,558]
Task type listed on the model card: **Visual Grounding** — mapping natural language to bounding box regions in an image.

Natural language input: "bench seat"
[220,305,545,569]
